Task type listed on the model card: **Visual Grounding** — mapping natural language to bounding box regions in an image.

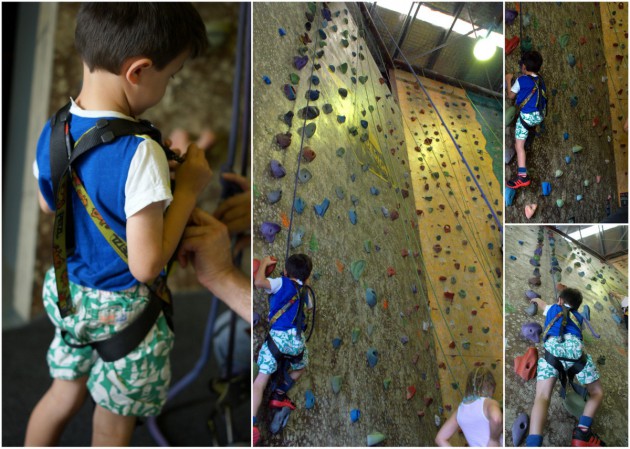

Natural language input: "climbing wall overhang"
[253,2,444,445]
[395,69,504,438]
[505,2,626,223]
[505,226,628,447]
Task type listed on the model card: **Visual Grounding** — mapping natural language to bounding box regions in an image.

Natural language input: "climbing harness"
[49,101,180,362]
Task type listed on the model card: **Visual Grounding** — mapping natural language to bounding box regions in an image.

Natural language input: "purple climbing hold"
[525,290,541,300]
[270,160,286,178]
[283,84,296,101]
[253,312,260,327]
[505,9,518,26]
[534,247,542,256]
[521,322,543,343]
[400,336,409,345]
[294,55,309,70]
[322,7,332,21]
[260,222,281,243]
[512,413,529,446]
[530,258,540,267]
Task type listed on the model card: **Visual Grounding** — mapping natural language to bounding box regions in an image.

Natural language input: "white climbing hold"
[571,145,583,153]
[584,180,589,187]
[555,170,563,178]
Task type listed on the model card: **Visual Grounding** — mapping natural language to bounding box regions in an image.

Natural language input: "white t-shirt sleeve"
[542,304,551,316]
[124,139,173,218]
[33,160,39,179]
[511,78,521,94]
[265,277,283,295]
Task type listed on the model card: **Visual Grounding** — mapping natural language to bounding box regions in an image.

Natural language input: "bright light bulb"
[473,37,496,61]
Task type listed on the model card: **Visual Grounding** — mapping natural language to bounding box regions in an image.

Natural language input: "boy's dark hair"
[285,254,313,282]
[520,51,543,73]
[75,3,208,74]
[559,287,583,310]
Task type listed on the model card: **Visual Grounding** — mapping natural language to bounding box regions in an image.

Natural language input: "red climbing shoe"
[571,427,606,446]
[506,175,531,189]
[253,425,260,446]
[269,393,296,410]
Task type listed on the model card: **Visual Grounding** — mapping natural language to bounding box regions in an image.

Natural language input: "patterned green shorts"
[257,328,308,375]
[515,111,544,140]
[43,267,174,417]
[537,334,600,385]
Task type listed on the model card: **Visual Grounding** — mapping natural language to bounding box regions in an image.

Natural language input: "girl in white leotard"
[435,367,503,447]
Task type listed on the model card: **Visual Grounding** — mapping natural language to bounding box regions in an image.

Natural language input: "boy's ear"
[124,57,153,85]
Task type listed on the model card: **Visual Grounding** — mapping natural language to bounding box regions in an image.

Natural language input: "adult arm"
[177,208,250,323]
[434,408,459,447]
[485,398,503,447]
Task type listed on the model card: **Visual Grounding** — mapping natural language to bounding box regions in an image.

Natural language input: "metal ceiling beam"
[393,59,501,99]
[547,226,607,263]
[392,2,421,60]
[359,2,394,70]
[426,3,464,70]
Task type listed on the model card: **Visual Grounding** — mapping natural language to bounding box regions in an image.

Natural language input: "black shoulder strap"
[50,102,72,201]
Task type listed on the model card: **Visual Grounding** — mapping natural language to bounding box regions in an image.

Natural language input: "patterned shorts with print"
[42,267,174,417]
[257,328,308,375]
[537,333,600,385]
[515,110,544,140]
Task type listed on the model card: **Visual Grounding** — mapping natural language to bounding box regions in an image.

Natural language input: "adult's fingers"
[221,172,250,191]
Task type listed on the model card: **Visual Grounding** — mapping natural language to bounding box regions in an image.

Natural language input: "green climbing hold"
[341,38,349,47]
[383,378,392,390]
[482,327,490,334]
[307,2,316,14]
[521,36,532,52]
[351,260,366,281]
[559,34,570,48]
[556,199,564,207]
[358,75,368,84]
[336,147,345,157]
[364,240,371,253]
[309,234,319,252]
[289,73,300,85]
[351,327,361,343]
[367,432,386,446]
[462,341,471,350]
[253,184,261,198]
[572,145,583,153]
[458,290,467,299]
[468,266,476,273]
[505,106,516,124]
[301,123,316,138]
[339,62,348,74]
[331,375,342,394]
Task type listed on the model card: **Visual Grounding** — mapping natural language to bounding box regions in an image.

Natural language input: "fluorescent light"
[376,2,504,49]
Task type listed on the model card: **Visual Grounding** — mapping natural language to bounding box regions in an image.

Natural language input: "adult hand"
[214,173,250,255]
[177,208,250,322]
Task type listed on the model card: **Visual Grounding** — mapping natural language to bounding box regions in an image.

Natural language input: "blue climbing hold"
[370,186,379,195]
[381,207,389,218]
[278,28,286,37]
[366,348,378,368]
[542,182,551,196]
[314,198,330,217]
[576,195,583,202]
[311,75,320,85]
[350,409,361,423]
[612,314,622,324]
[337,115,346,123]
[332,337,342,349]
[308,90,320,101]
[563,132,569,141]
[518,241,524,245]
[366,288,377,308]
[567,54,576,67]
[565,156,571,164]
[505,187,516,206]
[305,390,315,409]
[570,96,578,108]
[262,75,271,84]
[294,197,306,214]
[360,120,368,129]
[349,209,357,225]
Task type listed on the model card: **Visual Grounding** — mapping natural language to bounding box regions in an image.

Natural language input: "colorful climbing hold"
[313,198,330,217]
[260,222,281,243]
[270,160,286,178]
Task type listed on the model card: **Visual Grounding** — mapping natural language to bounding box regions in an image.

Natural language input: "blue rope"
[372,8,503,233]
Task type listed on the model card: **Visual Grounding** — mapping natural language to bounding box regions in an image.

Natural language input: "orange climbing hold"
[335,260,344,273]
[514,347,538,381]
[280,212,290,228]
[406,386,416,400]
[383,299,389,310]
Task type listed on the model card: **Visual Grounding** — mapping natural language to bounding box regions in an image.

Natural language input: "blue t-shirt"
[36,103,170,291]
[544,304,583,339]
[267,276,303,331]
[513,75,546,114]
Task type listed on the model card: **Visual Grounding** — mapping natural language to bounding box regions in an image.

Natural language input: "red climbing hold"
[444,291,455,300]
[592,117,600,128]
[406,386,416,400]
[506,36,520,55]
[253,257,277,278]
[439,276,447,281]
[468,325,473,334]
[387,267,396,277]
[433,244,442,253]
[424,138,432,145]
[401,189,409,199]
[423,397,433,407]
[417,410,425,418]
[438,362,446,369]
[444,225,451,233]
[302,147,316,162]
[471,310,478,316]
[448,341,456,349]
[579,36,587,45]
[514,347,539,381]
[390,210,400,221]
[401,249,409,258]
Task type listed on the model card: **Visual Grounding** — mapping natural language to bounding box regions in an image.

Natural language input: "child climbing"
[506,50,547,189]
[25,4,210,446]
[526,287,605,447]
[252,254,313,446]
[435,367,503,447]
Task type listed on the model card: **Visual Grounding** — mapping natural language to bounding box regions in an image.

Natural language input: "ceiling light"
[473,37,496,61]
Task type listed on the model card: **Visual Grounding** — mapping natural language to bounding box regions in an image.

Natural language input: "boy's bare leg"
[289,368,304,382]
[529,377,556,436]
[25,377,89,446]
[583,379,604,419]
[252,372,271,418]
[515,138,526,168]
[92,405,136,446]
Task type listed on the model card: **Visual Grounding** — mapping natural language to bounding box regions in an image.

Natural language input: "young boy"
[527,288,605,447]
[26,4,210,446]
[505,50,547,189]
[252,254,313,446]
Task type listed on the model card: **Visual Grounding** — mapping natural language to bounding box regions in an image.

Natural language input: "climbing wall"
[395,70,504,441]
[505,226,628,447]
[253,2,442,446]
[505,2,627,223]
[600,3,629,207]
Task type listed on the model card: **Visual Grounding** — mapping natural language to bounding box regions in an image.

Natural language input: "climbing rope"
[372,8,503,233]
